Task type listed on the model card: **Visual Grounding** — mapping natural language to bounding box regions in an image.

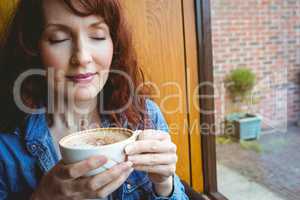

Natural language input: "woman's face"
[39,0,113,103]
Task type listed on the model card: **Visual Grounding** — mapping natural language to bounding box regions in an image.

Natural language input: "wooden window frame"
[194,0,228,199]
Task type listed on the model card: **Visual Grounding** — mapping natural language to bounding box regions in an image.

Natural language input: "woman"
[0,0,189,200]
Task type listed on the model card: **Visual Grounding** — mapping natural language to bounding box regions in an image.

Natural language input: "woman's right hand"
[31,156,133,200]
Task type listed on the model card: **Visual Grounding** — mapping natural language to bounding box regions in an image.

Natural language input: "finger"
[138,129,171,141]
[125,140,176,155]
[73,161,133,192]
[95,167,134,199]
[57,155,107,180]
[128,153,177,165]
[134,164,176,177]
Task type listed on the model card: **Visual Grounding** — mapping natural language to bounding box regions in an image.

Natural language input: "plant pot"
[225,113,262,140]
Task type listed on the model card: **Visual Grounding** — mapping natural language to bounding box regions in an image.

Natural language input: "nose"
[70,38,92,67]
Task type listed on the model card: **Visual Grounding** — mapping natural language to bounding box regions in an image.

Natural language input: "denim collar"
[23,114,49,142]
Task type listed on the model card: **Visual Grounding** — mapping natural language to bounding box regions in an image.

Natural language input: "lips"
[66,72,97,83]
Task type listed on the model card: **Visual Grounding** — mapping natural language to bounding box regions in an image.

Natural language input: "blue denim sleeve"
[146,99,189,200]
[146,99,169,133]
[0,160,8,200]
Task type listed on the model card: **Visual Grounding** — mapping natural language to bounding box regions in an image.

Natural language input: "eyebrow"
[44,20,106,30]
[90,21,106,28]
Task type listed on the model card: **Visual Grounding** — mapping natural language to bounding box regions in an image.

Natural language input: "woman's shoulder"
[145,99,169,132]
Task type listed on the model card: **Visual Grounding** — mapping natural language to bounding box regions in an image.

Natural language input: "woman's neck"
[51,98,101,132]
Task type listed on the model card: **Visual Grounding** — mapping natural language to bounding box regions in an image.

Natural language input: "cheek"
[93,40,114,69]
[40,45,70,70]
[40,44,71,84]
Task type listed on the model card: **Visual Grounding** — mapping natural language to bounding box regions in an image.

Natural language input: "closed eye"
[49,39,69,44]
[91,37,106,41]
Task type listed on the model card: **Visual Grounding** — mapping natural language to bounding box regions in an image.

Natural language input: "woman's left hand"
[125,129,178,196]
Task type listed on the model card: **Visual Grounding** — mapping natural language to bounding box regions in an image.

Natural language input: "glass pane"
[211,1,300,200]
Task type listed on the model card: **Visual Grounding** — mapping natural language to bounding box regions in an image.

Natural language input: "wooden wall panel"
[182,0,204,192]
[122,0,191,183]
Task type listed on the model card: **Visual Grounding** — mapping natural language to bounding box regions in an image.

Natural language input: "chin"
[73,90,99,102]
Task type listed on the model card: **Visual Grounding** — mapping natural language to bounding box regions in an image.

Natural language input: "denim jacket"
[0,99,189,200]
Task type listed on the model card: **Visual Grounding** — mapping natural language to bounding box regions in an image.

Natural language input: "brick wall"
[211,0,300,134]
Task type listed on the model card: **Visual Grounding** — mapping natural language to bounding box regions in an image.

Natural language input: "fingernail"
[92,156,107,167]
[89,160,99,168]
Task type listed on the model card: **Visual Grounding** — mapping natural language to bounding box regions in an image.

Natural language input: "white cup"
[59,127,140,176]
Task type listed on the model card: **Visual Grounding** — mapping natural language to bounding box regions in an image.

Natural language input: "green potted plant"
[224,67,262,140]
